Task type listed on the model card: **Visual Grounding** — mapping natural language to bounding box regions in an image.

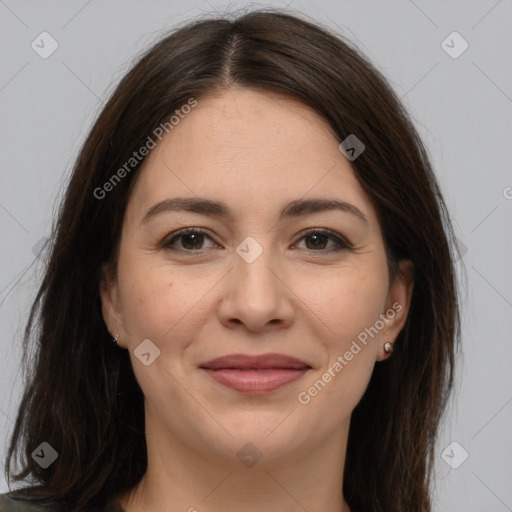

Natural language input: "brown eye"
[304,233,329,250]
[162,228,351,255]
[163,229,216,252]
[295,230,351,254]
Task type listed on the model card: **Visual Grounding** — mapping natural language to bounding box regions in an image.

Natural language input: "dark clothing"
[0,493,125,512]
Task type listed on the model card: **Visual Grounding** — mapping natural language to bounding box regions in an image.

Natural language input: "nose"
[217,241,295,333]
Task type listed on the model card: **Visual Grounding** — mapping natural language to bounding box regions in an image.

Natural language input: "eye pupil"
[182,233,203,250]
[306,233,328,250]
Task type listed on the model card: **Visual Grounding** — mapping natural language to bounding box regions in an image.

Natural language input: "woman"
[1,8,460,512]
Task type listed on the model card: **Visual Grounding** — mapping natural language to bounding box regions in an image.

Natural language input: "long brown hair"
[5,8,460,511]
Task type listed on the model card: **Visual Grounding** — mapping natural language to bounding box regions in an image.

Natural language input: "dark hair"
[5,8,460,512]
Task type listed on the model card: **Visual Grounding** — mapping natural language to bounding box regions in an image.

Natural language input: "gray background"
[1,1,511,510]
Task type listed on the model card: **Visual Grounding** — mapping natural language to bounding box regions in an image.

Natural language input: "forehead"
[125,87,379,228]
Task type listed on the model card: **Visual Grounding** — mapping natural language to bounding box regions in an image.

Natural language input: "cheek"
[304,264,388,347]
[116,251,179,342]
[297,266,386,412]
[117,255,214,355]
[296,273,384,433]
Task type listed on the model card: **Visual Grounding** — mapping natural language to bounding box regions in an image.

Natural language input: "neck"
[118,409,352,512]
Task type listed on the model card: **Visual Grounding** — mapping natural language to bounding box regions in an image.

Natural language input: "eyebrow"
[142,197,368,225]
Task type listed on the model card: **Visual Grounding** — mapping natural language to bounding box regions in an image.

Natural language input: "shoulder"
[0,493,124,512]
[0,492,60,511]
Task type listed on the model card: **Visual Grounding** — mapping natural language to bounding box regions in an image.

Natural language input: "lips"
[200,353,311,395]
[200,353,310,370]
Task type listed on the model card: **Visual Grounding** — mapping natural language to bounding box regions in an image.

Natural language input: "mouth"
[199,353,312,395]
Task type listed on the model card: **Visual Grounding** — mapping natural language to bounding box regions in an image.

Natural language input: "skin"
[101,87,414,512]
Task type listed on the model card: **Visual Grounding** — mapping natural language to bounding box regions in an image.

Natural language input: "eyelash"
[161,228,352,255]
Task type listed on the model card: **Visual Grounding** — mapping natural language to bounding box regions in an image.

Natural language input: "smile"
[199,353,312,395]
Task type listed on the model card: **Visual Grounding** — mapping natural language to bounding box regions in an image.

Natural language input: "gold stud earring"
[384,341,393,356]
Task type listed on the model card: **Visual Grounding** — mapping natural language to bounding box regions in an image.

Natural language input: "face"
[101,87,413,467]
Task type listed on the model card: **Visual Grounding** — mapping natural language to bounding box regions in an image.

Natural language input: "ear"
[99,262,127,348]
[375,259,414,361]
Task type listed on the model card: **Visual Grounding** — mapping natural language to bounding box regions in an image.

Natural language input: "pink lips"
[200,353,311,395]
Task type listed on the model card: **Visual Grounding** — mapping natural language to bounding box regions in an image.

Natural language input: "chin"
[206,417,309,462]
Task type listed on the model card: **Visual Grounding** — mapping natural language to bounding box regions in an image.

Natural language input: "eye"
[162,228,352,254]
[293,229,352,254]
[162,228,217,252]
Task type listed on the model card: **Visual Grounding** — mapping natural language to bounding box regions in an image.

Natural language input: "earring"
[384,341,394,356]
[113,333,119,345]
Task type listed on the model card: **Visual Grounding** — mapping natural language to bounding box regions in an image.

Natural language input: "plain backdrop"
[1,1,511,511]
